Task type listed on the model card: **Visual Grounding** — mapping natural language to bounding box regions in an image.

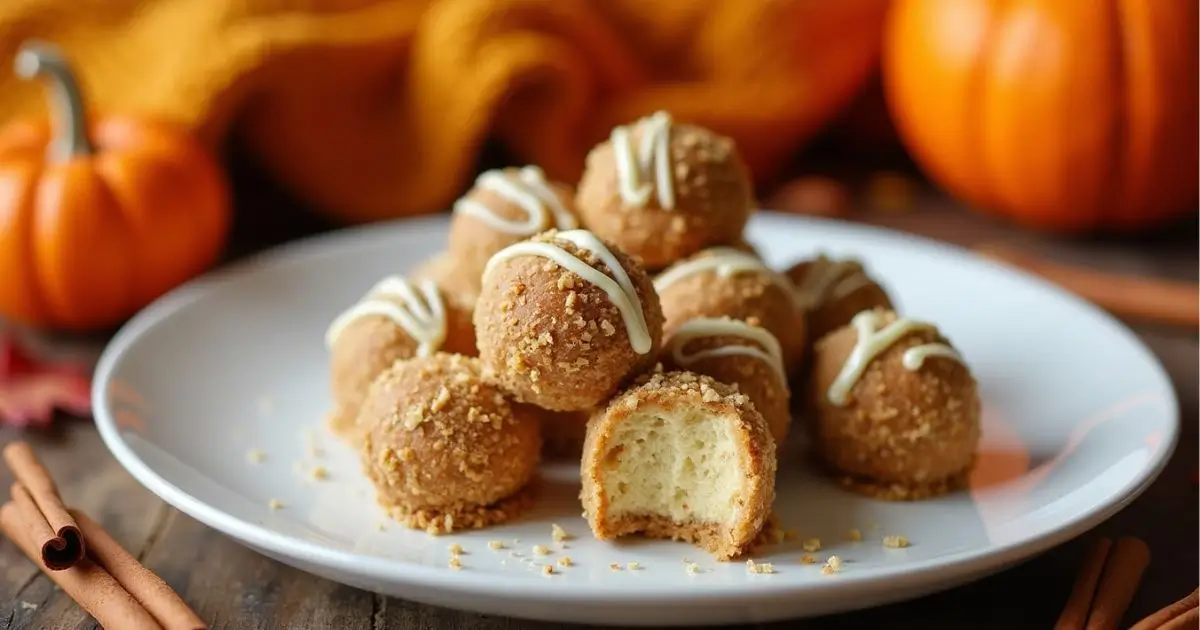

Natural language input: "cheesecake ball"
[576,111,755,270]
[474,229,664,411]
[655,247,804,369]
[327,275,476,442]
[787,255,893,344]
[662,317,792,446]
[358,354,541,533]
[448,166,579,290]
[809,309,980,500]
[411,251,483,309]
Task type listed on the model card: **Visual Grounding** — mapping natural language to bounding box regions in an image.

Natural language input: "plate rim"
[92,211,1181,605]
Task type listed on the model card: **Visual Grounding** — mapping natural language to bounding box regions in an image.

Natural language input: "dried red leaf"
[0,334,92,428]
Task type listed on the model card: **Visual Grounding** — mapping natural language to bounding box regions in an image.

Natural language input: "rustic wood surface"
[0,158,1196,629]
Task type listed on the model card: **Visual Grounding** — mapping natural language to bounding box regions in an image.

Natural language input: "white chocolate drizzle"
[611,110,675,210]
[453,166,577,235]
[793,255,868,310]
[666,318,786,386]
[653,247,792,294]
[901,343,965,371]
[483,230,652,354]
[828,310,955,406]
[325,276,447,356]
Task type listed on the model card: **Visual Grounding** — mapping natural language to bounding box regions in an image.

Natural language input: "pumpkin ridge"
[1102,0,1130,231]
[0,160,49,325]
[965,0,1010,217]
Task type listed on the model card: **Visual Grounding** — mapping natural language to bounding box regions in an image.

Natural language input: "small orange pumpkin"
[883,0,1199,232]
[0,41,230,331]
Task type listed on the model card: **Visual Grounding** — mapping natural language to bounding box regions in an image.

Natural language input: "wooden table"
[0,169,1196,629]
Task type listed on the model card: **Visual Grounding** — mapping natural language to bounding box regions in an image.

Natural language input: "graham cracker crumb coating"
[809,309,980,497]
[575,120,755,271]
[474,230,664,411]
[358,353,541,532]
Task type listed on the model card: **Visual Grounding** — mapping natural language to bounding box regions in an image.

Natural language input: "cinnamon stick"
[71,509,206,630]
[2,442,84,569]
[1085,537,1152,630]
[0,502,161,630]
[1056,537,1113,630]
[976,244,1199,329]
[1130,588,1199,630]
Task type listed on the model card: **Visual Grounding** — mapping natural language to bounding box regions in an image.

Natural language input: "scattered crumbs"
[684,561,701,575]
[19,601,36,611]
[246,449,267,464]
[822,555,843,575]
[802,538,822,553]
[609,562,623,571]
[541,564,555,576]
[800,554,817,565]
[375,522,386,532]
[488,540,505,551]
[309,466,330,481]
[532,545,551,556]
[883,535,910,549]
[847,529,863,542]
[510,551,524,558]
[447,543,464,555]
[627,561,641,571]
[551,523,571,543]
[557,556,573,568]
[448,556,463,570]
[783,528,800,542]
[267,499,285,511]
[745,559,775,575]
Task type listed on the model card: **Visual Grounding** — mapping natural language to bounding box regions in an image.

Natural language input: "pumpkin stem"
[14,40,93,161]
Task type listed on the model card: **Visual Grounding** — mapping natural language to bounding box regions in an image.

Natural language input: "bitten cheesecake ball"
[787,254,893,344]
[326,275,476,442]
[474,229,664,411]
[655,247,804,369]
[809,308,980,500]
[576,111,755,270]
[448,166,579,292]
[358,354,541,533]
[662,317,792,446]
[580,370,776,561]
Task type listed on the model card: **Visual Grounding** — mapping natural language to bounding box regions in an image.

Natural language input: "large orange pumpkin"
[0,41,230,331]
[883,0,1198,232]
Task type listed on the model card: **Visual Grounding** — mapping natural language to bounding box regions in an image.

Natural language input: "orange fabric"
[0,0,887,223]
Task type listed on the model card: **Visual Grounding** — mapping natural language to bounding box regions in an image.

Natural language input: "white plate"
[93,213,1178,627]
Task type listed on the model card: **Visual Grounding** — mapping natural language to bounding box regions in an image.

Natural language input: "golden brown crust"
[580,371,776,561]
[658,252,804,370]
[661,325,792,446]
[808,309,980,496]
[358,354,541,530]
[329,284,476,442]
[787,256,893,345]
[575,121,755,270]
[448,170,578,287]
[474,230,665,411]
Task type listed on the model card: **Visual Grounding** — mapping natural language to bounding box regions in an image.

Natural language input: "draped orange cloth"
[0,0,887,223]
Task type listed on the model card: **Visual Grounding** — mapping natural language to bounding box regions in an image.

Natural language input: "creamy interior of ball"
[599,408,742,524]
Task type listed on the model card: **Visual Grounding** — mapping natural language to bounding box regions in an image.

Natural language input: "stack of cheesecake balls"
[324,111,981,560]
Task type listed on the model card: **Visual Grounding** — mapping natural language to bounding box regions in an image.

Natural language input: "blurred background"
[0,0,1196,333]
